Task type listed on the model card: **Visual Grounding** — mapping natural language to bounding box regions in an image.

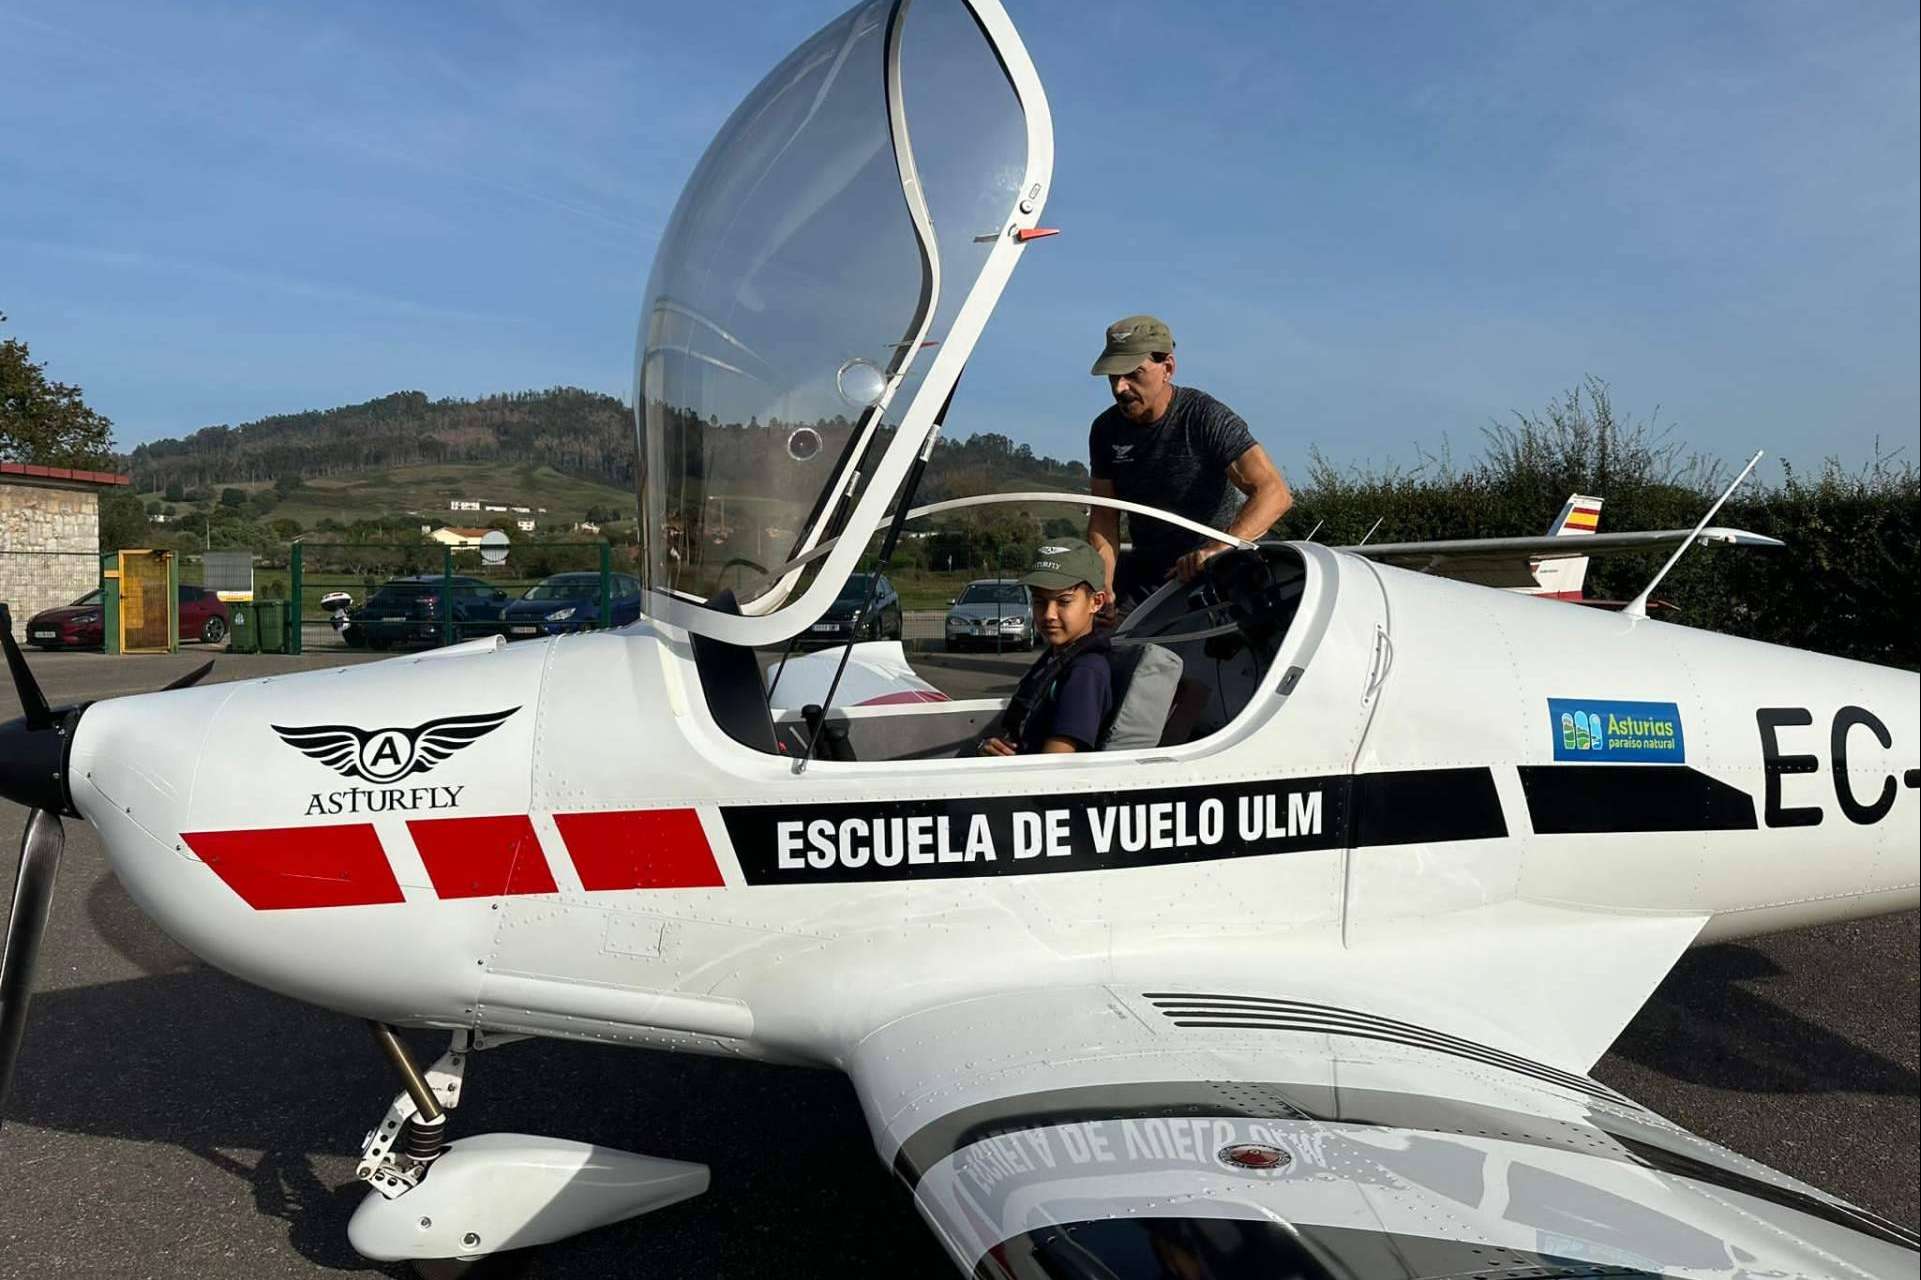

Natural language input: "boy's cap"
[1090,314,1174,375]
[1021,538,1106,592]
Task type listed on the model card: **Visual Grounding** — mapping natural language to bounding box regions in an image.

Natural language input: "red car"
[25,585,230,649]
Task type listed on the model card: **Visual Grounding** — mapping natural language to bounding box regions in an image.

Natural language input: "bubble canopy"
[634,0,1053,645]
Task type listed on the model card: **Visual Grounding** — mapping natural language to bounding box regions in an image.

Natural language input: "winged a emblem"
[271,708,519,785]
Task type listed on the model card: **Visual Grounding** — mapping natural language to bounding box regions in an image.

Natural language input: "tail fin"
[1526,495,1603,598]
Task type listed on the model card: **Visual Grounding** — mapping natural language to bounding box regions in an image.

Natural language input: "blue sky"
[2,0,1914,482]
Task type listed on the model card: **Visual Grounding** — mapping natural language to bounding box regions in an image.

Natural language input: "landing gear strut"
[347,1026,710,1270]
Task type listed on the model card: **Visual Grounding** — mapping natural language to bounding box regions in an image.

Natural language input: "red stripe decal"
[409,814,557,899]
[552,809,722,890]
[857,690,951,706]
[182,824,404,910]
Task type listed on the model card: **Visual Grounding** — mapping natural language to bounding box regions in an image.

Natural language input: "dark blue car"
[498,571,644,639]
[345,575,512,650]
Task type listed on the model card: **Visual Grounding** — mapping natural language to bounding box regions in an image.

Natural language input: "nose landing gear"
[349,1026,709,1274]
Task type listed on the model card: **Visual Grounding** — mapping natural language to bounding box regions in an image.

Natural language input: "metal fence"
[274,541,624,653]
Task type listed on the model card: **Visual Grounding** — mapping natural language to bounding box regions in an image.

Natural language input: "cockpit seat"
[1099,642,1184,751]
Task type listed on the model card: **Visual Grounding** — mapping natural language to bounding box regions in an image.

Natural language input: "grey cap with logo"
[1021,537,1107,592]
[1090,313,1175,376]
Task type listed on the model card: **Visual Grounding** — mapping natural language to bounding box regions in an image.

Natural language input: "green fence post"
[442,545,455,647]
[599,541,613,630]
[288,542,304,655]
[100,552,120,655]
[167,550,180,655]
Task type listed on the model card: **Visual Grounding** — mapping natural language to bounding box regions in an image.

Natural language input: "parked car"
[943,579,1036,651]
[24,585,229,649]
[497,572,644,639]
[344,575,510,650]
[797,572,903,648]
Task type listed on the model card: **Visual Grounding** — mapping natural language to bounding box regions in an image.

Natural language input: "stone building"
[0,461,132,625]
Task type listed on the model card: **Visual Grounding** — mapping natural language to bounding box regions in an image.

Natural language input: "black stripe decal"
[1519,764,1758,834]
[1163,1020,1625,1105]
[722,768,1508,885]
[896,1080,1919,1256]
[1143,993,1631,1104]
[976,1219,1680,1280]
[1354,765,1507,846]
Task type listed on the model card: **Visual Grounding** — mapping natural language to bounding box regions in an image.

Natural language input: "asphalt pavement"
[0,647,1914,1278]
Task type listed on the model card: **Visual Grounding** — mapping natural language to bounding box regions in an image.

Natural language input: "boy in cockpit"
[978,539,1113,756]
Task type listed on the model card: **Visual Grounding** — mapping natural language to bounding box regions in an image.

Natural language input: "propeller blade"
[163,660,216,692]
[0,605,54,732]
[0,808,65,1123]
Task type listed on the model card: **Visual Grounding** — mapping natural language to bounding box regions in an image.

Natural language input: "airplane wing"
[1335,527,1785,589]
[852,974,1916,1278]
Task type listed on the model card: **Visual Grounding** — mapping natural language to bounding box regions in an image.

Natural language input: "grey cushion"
[1100,643,1184,750]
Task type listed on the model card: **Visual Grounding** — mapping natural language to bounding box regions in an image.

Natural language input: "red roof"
[0,461,132,488]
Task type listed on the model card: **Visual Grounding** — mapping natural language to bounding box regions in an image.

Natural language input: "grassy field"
[140,461,636,530]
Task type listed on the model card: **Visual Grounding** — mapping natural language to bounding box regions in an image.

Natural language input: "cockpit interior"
[687,537,1310,764]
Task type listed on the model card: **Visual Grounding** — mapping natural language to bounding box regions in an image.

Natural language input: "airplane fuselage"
[67,545,1919,1076]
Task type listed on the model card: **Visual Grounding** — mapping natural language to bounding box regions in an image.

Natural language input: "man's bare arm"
[1169,445,1293,581]
[1223,443,1292,543]
[1086,477,1121,596]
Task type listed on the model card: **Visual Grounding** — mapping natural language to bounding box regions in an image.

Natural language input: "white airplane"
[2,2,1915,1276]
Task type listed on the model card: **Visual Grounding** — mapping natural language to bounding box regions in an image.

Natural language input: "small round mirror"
[786,426,823,462]
[835,357,887,409]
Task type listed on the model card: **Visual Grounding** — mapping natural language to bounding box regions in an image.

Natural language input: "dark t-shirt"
[1089,385,1258,591]
[1010,643,1113,753]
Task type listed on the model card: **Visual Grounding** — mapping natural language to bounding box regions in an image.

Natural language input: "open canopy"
[634,0,1052,644]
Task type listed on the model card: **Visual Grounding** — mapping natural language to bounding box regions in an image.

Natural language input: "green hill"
[147,462,638,530]
[124,388,1093,529]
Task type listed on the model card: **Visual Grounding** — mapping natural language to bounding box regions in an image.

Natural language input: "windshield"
[69,589,102,607]
[957,582,1024,606]
[525,578,600,602]
[636,0,1033,626]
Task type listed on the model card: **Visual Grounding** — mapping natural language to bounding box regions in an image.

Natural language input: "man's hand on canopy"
[1168,543,1229,583]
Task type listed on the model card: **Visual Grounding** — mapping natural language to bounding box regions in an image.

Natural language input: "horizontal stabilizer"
[1339,526,1783,589]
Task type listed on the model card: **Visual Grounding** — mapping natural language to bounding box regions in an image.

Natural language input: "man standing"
[1085,315,1292,605]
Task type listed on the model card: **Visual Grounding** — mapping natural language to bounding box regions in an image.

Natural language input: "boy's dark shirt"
[1089,385,1257,590]
[1009,636,1113,753]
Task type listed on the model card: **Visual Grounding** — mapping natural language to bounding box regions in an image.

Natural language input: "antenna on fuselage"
[1623,449,1765,620]
[1357,517,1383,546]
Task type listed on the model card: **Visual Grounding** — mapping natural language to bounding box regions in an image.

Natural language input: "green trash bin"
[255,600,288,654]
[227,601,259,654]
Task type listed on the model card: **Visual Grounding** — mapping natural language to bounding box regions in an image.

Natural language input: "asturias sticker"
[1549,698,1684,763]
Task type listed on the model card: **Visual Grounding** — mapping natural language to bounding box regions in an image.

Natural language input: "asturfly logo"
[273,709,519,784]
[1548,698,1685,763]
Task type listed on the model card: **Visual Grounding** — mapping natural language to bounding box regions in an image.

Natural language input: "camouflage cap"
[1021,537,1106,592]
[1090,313,1174,376]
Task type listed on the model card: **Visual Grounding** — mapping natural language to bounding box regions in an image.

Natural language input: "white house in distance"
[428,526,494,548]
[448,499,481,512]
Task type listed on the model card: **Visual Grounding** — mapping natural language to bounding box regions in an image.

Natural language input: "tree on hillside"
[164,480,185,502]
[0,311,116,467]
[274,473,302,496]
[99,491,148,552]
[219,486,246,509]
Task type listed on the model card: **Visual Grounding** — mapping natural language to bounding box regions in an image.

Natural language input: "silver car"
[943,579,1036,652]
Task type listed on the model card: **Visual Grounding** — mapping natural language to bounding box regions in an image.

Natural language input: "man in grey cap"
[1086,314,1292,606]
[977,538,1113,757]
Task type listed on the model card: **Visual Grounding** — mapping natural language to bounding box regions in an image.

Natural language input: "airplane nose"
[0,709,80,815]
